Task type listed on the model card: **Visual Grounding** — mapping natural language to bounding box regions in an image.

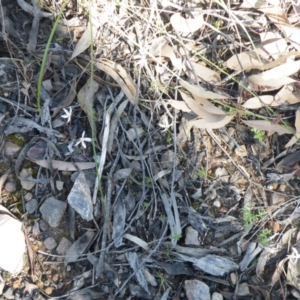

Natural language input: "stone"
[39,220,49,231]
[25,199,38,214]
[40,197,67,227]
[19,169,35,190]
[3,287,13,299]
[185,226,200,246]
[24,193,33,201]
[43,237,57,250]
[185,280,210,300]
[56,237,72,255]
[4,181,16,193]
[67,173,93,221]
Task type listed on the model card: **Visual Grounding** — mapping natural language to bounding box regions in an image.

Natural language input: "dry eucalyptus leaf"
[190,115,234,129]
[165,99,192,112]
[180,91,226,120]
[77,78,99,134]
[259,32,288,59]
[170,12,204,36]
[243,120,293,135]
[224,49,269,71]
[161,44,182,70]
[147,36,168,56]
[95,59,136,104]
[240,242,263,271]
[65,231,95,265]
[184,61,221,84]
[126,252,149,293]
[243,95,275,109]
[70,10,100,60]
[30,159,95,171]
[276,84,300,105]
[180,79,228,99]
[247,60,300,87]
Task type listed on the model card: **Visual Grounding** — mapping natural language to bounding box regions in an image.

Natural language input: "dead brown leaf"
[170,12,204,36]
[77,78,99,134]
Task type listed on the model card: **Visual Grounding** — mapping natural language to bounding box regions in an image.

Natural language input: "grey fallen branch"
[3,117,62,138]
[17,0,52,18]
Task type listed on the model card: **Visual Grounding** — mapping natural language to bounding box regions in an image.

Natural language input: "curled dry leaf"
[184,61,221,84]
[190,115,234,129]
[70,9,100,60]
[77,78,99,134]
[243,120,293,135]
[179,79,228,99]
[165,100,192,113]
[243,95,275,109]
[276,84,300,105]
[259,32,288,59]
[180,91,226,122]
[147,36,168,56]
[224,49,270,71]
[161,44,182,70]
[247,60,300,88]
[94,59,136,104]
[259,7,290,25]
[170,12,204,36]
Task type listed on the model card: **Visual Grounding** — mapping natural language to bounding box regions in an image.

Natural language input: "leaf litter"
[2,0,300,299]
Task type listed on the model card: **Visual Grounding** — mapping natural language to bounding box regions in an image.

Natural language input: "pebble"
[44,237,57,250]
[56,237,72,255]
[4,182,16,193]
[25,199,38,214]
[185,226,200,246]
[44,286,55,295]
[56,181,64,191]
[67,173,93,221]
[3,287,13,299]
[24,193,33,201]
[40,197,67,227]
[39,220,49,231]
[52,274,59,283]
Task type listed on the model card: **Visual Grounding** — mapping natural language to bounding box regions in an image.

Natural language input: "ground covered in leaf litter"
[2,0,300,299]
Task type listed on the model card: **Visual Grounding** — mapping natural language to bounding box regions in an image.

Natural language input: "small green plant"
[251,128,265,141]
[143,202,150,209]
[243,204,271,245]
[258,228,272,246]
[170,232,182,241]
[197,166,206,178]
[155,272,168,290]
[243,204,267,229]
[213,20,223,28]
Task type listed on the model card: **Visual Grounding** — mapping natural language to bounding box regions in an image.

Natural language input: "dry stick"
[95,150,120,279]
[92,89,124,204]
[27,0,40,51]
[16,0,52,18]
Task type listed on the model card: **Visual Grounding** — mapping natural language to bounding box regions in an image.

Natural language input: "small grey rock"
[3,287,13,299]
[4,182,16,193]
[44,237,57,250]
[40,197,67,227]
[39,220,49,231]
[25,199,38,214]
[67,173,93,221]
[56,237,72,255]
